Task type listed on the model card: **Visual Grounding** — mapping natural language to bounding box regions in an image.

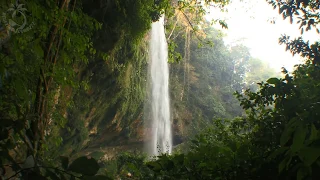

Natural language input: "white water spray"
[149,16,172,156]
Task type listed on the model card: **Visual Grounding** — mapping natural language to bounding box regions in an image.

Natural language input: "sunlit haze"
[208,0,319,72]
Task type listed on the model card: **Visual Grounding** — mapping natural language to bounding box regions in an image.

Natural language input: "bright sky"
[207,0,319,72]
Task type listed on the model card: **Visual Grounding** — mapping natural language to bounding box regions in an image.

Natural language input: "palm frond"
[7,8,15,12]
[12,11,17,18]
[17,4,25,9]
[19,8,27,12]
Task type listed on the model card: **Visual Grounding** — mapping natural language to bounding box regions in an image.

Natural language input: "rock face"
[57,15,202,158]
[58,36,150,156]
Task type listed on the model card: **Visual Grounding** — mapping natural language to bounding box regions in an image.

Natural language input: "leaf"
[127,162,139,172]
[279,157,288,172]
[12,11,17,18]
[34,43,44,58]
[279,5,287,14]
[198,162,207,168]
[15,51,24,65]
[17,4,25,9]
[297,166,309,180]
[299,147,320,166]
[267,77,280,84]
[68,156,99,176]
[147,161,162,172]
[59,156,69,170]
[280,118,299,146]
[309,124,318,141]
[279,156,292,173]
[291,125,307,152]
[269,147,289,159]
[21,155,35,169]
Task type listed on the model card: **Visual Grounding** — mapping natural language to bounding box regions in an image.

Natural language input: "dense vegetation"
[0,0,170,178]
[142,1,320,180]
[1,0,319,179]
[168,25,279,140]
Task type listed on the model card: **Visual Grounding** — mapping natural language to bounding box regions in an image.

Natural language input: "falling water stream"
[149,16,172,156]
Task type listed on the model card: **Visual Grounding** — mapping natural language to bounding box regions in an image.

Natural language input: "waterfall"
[148,16,172,156]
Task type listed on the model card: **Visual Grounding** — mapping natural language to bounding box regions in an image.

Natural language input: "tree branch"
[167,17,179,41]
[179,10,205,43]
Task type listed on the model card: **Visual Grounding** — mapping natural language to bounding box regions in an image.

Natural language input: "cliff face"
[56,2,246,158]
[60,33,190,158]
[58,38,150,156]
[49,1,184,158]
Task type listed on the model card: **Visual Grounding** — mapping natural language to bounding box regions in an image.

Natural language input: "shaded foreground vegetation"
[0,0,320,179]
[104,60,320,180]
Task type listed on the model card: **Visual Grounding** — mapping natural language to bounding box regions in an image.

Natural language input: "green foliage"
[245,58,280,92]
[168,26,275,138]
[1,155,107,179]
[120,3,320,177]
[116,152,153,179]
[267,0,319,32]
[147,118,258,179]
[99,152,153,179]
[234,63,320,179]
[57,39,149,155]
[0,0,167,178]
[2,0,320,179]
[1,0,101,165]
[168,41,183,63]
[144,60,320,179]
[82,0,170,51]
[267,0,320,65]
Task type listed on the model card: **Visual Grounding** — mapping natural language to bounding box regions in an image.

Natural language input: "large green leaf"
[268,147,289,159]
[21,155,35,169]
[68,156,99,176]
[291,125,307,152]
[279,156,291,172]
[297,166,310,180]
[267,77,280,85]
[298,147,320,166]
[280,118,299,146]
[309,124,318,142]
[34,42,44,58]
[147,161,162,172]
